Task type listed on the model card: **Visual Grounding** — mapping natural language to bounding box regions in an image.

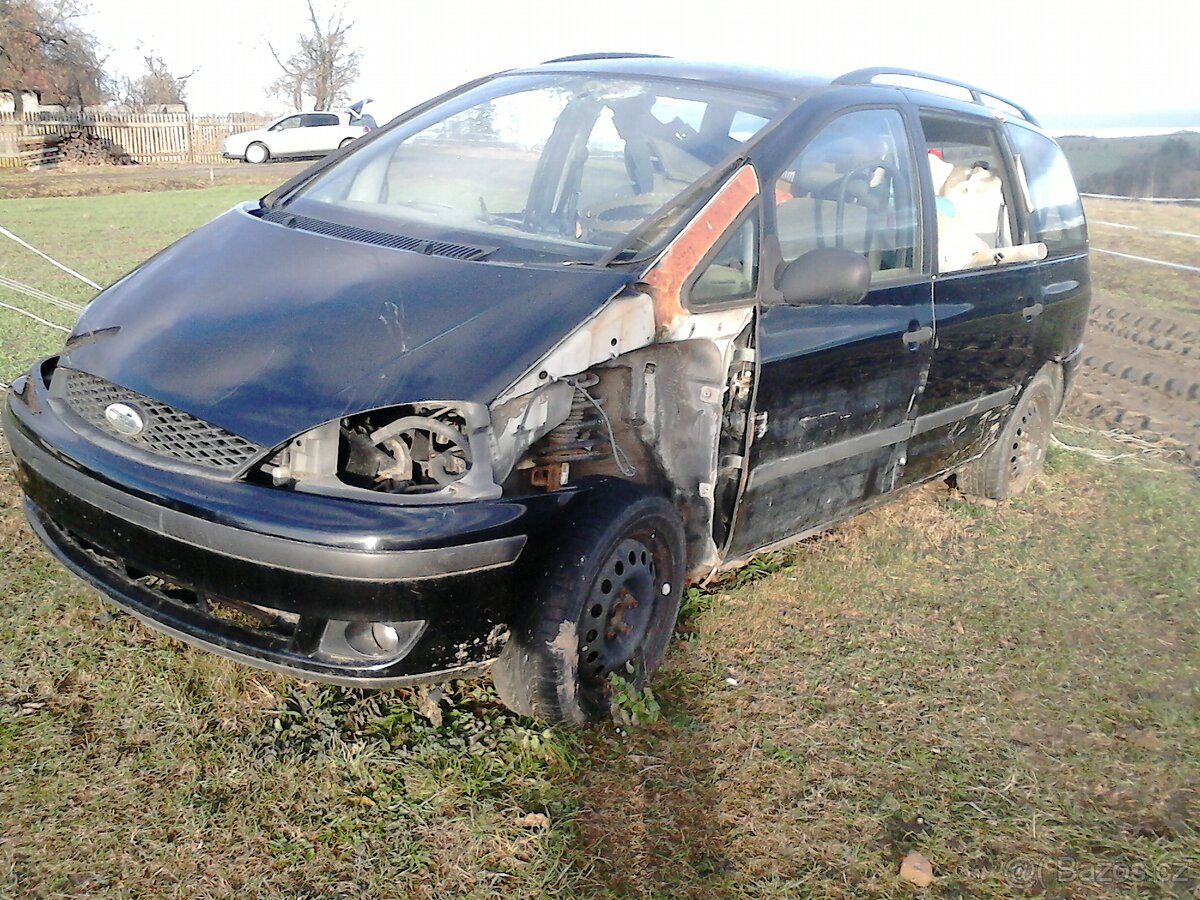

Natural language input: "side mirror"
[776,247,870,306]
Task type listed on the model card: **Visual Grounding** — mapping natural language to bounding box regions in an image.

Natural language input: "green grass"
[0,181,1197,896]
[1,446,1197,897]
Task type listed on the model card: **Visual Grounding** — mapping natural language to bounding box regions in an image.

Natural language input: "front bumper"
[3,365,576,686]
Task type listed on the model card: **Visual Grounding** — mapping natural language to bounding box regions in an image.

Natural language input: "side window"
[1006,124,1087,252]
[271,115,303,132]
[775,108,918,282]
[729,111,769,142]
[305,113,340,127]
[690,215,758,305]
[920,115,1017,272]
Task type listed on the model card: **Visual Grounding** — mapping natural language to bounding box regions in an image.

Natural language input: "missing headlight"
[258,402,502,502]
[342,405,472,493]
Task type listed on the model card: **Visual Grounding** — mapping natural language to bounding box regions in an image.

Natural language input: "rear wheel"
[338,137,356,150]
[244,142,270,164]
[957,366,1061,500]
[492,483,685,724]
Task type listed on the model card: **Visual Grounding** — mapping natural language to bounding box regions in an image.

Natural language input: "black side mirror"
[776,247,870,306]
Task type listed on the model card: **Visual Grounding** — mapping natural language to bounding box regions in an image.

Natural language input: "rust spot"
[642,165,760,335]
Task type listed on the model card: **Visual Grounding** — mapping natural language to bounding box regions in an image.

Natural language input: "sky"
[84,0,1200,133]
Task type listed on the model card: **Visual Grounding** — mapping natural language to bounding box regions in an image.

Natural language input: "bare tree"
[117,53,193,110]
[268,0,360,112]
[0,0,106,112]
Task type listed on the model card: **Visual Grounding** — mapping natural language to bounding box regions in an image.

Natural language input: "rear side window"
[1006,124,1087,252]
[305,113,340,127]
[920,114,1016,272]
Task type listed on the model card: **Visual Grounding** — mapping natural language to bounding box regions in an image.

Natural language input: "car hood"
[62,206,635,449]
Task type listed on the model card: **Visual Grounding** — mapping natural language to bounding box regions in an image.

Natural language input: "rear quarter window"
[305,113,341,127]
[1006,124,1087,252]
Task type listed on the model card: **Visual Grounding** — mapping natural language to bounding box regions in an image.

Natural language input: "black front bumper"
[3,367,576,687]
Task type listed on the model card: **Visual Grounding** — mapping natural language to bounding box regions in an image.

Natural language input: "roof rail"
[833,67,1039,126]
[541,52,671,64]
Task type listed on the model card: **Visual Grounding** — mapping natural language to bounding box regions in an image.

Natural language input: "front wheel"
[244,142,270,164]
[492,483,685,724]
[956,366,1062,500]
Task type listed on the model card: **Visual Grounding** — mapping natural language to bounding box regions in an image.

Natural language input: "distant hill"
[1058,132,1200,198]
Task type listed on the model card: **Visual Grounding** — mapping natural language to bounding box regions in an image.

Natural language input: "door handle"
[1022,301,1044,323]
[902,325,933,349]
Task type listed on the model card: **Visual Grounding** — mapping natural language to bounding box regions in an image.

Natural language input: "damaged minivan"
[3,55,1089,722]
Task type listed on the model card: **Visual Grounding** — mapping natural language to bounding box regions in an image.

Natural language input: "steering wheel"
[578,192,678,242]
[832,162,902,252]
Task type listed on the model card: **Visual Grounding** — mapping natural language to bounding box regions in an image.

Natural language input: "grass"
[1084,197,1200,235]
[0,161,307,200]
[1,444,1197,896]
[0,178,1197,897]
[1082,198,1200,319]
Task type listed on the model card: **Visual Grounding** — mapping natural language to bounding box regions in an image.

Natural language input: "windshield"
[287,73,783,264]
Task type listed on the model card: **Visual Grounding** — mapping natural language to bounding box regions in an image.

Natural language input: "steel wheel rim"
[1010,393,1048,483]
[577,530,670,685]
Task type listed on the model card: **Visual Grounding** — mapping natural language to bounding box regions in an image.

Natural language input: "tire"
[338,137,356,150]
[957,366,1062,500]
[491,482,686,724]
[244,142,270,164]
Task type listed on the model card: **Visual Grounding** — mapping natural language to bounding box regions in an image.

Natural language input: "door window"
[1005,124,1087,252]
[271,115,303,132]
[920,115,1018,271]
[775,108,918,282]
[304,113,341,127]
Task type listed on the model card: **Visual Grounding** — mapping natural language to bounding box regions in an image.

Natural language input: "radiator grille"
[59,369,264,472]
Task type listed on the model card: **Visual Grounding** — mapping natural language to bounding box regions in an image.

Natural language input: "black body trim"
[746,387,1015,490]
[747,422,911,488]
[910,387,1016,437]
[24,505,493,688]
[7,419,525,582]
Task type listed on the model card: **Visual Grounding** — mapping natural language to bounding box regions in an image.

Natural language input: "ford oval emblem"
[104,402,146,436]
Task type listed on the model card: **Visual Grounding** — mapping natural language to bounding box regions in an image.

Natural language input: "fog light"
[345,621,400,656]
[318,618,427,663]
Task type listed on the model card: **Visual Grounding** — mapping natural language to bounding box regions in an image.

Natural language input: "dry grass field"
[0,178,1197,897]
[1066,198,1200,463]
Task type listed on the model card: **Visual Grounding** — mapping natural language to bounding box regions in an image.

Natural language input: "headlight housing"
[257,401,502,503]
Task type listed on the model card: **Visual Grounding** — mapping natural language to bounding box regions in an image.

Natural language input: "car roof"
[510,55,830,101]
[510,55,1044,129]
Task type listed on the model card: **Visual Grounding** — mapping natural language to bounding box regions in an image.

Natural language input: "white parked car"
[222,111,374,163]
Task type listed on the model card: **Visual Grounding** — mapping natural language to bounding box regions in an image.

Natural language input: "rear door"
[728,106,933,556]
[298,113,343,153]
[1004,122,1091,365]
[901,112,1042,484]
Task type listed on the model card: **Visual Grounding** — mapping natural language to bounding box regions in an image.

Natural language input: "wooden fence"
[0,111,273,167]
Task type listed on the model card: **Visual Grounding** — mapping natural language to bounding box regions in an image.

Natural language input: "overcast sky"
[85,0,1199,132]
